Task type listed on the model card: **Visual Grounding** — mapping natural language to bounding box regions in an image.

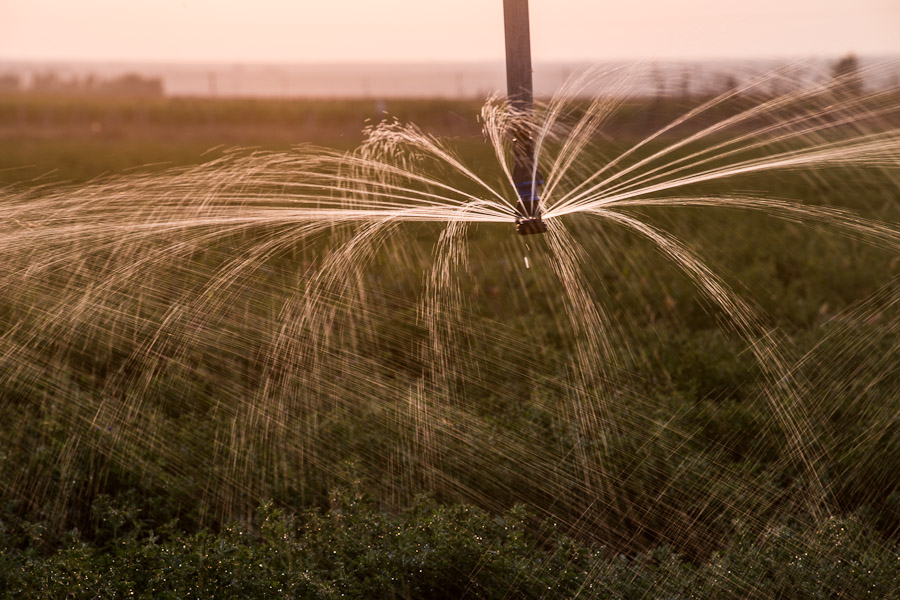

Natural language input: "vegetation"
[831,53,864,96]
[0,93,486,185]
[1,91,899,597]
[2,491,898,599]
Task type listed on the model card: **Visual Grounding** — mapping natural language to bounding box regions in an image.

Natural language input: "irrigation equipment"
[504,0,547,235]
[3,39,900,593]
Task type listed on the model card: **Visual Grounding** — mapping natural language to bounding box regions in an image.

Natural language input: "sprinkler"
[504,0,547,235]
[512,152,547,235]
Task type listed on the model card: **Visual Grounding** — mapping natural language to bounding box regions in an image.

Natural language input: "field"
[1,88,899,598]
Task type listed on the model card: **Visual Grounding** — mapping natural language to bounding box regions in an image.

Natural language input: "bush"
[2,490,898,599]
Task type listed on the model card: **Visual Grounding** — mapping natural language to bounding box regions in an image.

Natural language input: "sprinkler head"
[516,216,547,235]
[514,178,547,236]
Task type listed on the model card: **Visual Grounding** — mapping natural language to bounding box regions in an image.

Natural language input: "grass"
[1,90,899,597]
[0,93,486,184]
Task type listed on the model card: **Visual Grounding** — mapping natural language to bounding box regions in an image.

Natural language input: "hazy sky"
[2,0,899,63]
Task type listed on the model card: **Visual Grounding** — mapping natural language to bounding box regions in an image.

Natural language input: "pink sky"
[2,0,899,63]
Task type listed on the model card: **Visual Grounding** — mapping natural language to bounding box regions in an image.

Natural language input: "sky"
[1,0,899,64]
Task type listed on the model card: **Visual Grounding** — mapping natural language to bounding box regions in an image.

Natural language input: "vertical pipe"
[503,0,546,234]
[503,0,534,114]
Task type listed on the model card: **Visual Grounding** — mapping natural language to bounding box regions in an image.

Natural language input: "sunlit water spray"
[2,65,900,584]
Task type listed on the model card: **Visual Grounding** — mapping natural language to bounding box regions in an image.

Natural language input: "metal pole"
[503,0,546,235]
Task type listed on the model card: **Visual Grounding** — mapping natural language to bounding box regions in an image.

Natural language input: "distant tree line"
[0,54,878,100]
[830,53,864,96]
[649,53,871,100]
[0,72,163,97]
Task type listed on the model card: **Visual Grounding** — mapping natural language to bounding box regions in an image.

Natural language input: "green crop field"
[1,90,899,599]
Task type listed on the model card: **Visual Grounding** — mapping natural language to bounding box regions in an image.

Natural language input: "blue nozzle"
[514,178,547,235]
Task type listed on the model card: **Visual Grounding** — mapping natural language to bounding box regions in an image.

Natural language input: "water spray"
[504,0,547,235]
